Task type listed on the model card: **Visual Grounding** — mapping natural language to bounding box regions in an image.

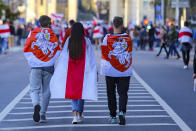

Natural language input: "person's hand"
[193,74,196,79]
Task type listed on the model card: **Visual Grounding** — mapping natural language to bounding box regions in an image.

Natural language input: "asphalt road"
[0,48,196,131]
[133,50,196,131]
[0,51,29,112]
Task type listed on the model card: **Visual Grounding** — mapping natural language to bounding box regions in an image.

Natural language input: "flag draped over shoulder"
[178,26,193,44]
[0,24,10,38]
[101,33,132,77]
[24,27,61,67]
[50,37,98,101]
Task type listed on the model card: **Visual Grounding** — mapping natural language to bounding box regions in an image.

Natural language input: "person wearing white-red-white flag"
[101,16,132,125]
[24,15,61,123]
[93,23,103,49]
[178,21,193,69]
[50,22,97,124]
[0,20,10,54]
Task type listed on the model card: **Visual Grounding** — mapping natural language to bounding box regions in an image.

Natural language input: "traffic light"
[144,19,149,25]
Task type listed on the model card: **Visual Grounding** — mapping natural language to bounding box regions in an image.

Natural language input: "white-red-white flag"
[51,13,64,21]
[0,24,10,38]
[50,37,98,101]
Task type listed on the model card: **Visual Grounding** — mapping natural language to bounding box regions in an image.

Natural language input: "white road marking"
[21,96,154,100]
[3,115,170,122]
[133,70,192,131]
[19,100,156,104]
[14,104,161,110]
[0,85,29,122]
[98,93,149,95]
[9,109,166,115]
[0,123,177,130]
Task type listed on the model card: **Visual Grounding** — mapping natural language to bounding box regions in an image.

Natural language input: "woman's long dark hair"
[68,22,84,60]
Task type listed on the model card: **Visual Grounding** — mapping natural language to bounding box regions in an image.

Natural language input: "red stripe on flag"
[65,39,86,99]
[179,32,193,38]
[0,29,10,33]
[93,29,100,33]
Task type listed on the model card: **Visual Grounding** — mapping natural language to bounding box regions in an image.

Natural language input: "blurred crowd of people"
[0,17,195,71]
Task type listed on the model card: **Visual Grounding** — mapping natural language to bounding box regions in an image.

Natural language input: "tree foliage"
[0,0,20,22]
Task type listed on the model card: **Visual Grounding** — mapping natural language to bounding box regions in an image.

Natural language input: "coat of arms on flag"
[24,27,61,67]
[101,34,132,73]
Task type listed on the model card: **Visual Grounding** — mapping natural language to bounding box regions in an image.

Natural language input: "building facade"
[4,0,155,26]
[109,0,155,27]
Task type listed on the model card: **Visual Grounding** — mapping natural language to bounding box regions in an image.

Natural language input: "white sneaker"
[184,65,188,69]
[77,115,84,123]
[72,116,78,124]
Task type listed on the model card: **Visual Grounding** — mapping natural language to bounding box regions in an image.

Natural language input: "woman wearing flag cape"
[50,22,98,124]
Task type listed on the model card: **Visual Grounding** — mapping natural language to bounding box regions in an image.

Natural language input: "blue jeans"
[29,69,52,116]
[0,38,8,54]
[72,99,84,113]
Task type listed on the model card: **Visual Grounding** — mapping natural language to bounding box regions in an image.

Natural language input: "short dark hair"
[3,20,7,24]
[184,21,190,27]
[39,15,51,27]
[69,19,75,26]
[113,16,123,28]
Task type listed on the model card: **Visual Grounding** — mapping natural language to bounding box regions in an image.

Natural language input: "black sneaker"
[33,105,41,122]
[119,112,126,125]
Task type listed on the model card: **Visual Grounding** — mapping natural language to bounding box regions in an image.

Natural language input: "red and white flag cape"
[178,26,193,44]
[0,24,10,38]
[50,37,98,101]
[24,28,61,67]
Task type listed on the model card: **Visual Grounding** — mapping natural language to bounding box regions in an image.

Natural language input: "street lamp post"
[175,0,179,25]
[161,0,165,25]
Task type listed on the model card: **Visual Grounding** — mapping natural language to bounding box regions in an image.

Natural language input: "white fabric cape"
[50,37,98,101]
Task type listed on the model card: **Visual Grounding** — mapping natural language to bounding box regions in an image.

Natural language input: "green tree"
[0,0,8,18]
[0,0,20,22]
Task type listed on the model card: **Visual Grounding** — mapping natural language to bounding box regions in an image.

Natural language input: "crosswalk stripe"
[133,70,192,131]
[14,105,161,110]
[19,100,157,104]
[3,115,170,122]
[21,96,154,100]
[98,92,150,95]
[0,123,178,130]
[9,109,166,115]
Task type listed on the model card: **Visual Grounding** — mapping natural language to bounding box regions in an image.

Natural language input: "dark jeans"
[167,42,180,58]
[157,43,168,56]
[181,43,191,66]
[140,39,146,50]
[105,76,130,117]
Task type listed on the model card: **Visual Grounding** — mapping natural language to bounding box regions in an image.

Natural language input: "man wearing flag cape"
[50,22,98,124]
[24,15,61,123]
[101,16,132,125]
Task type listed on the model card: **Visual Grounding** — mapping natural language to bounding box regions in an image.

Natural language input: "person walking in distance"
[101,16,132,125]
[156,27,168,57]
[50,22,98,124]
[93,23,103,49]
[24,15,61,123]
[179,21,193,69]
[0,20,10,54]
[167,24,180,59]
